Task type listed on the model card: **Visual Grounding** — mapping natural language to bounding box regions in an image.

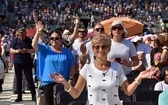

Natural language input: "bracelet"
[134,78,141,85]
[130,61,134,67]
[69,77,74,80]
[163,48,168,52]
[15,50,19,53]
[37,31,42,35]
[81,54,86,56]
[64,83,72,92]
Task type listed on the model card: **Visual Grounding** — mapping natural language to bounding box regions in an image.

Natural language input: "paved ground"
[0,69,36,105]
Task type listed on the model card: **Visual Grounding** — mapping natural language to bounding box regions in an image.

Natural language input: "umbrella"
[100,17,144,37]
[26,28,36,36]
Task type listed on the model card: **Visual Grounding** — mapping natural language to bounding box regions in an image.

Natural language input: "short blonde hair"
[92,33,111,47]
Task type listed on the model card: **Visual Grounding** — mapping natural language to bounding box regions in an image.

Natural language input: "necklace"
[94,60,110,70]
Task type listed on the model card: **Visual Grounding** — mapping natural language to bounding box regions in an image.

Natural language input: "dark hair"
[50,30,62,39]
[93,23,104,30]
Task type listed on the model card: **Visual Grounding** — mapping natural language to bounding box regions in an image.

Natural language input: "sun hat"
[111,20,128,36]
[63,30,71,35]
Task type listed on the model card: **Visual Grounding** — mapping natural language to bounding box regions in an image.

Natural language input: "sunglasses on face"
[95,28,104,32]
[18,34,25,36]
[93,45,108,50]
[112,26,123,30]
[49,37,60,41]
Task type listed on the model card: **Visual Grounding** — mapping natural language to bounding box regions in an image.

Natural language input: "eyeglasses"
[93,45,108,50]
[95,28,104,32]
[112,26,123,30]
[49,37,60,41]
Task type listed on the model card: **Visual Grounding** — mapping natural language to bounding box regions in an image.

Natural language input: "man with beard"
[154,70,168,91]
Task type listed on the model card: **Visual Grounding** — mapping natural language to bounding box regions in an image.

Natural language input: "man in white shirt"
[72,28,87,70]
[80,23,105,66]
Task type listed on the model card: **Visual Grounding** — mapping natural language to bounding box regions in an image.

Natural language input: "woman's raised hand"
[74,17,80,25]
[36,21,43,32]
[32,10,38,23]
[50,72,66,83]
[137,69,157,80]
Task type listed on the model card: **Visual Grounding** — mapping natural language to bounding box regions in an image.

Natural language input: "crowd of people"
[0,0,168,105]
[0,0,168,37]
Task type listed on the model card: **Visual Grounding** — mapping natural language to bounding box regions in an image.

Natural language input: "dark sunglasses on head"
[95,28,104,32]
[112,26,123,30]
[49,37,60,41]
[93,45,108,50]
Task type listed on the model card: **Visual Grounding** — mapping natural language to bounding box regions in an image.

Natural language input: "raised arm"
[32,21,43,52]
[121,69,156,96]
[69,17,80,42]
[32,10,38,24]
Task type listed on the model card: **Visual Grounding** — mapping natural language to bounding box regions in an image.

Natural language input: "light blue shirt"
[36,44,74,86]
[159,90,168,105]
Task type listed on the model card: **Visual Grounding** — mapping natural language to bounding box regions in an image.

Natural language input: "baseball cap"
[50,25,62,32]
[63,30,71,35]
[17,27,26,33]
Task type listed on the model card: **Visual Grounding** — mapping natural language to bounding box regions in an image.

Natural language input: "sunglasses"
[95,28,104,32]
[50,37,60,41]
[18,34,25,36]
[112,26,123,30]
[93,45,108,50]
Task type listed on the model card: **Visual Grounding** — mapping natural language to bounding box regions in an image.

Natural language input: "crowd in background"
[0,0,168,38]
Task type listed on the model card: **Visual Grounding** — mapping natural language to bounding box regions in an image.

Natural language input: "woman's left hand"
[138,69,157,79]
[50,72,66,84]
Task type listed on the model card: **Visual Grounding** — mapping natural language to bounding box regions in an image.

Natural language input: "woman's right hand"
[50,72,67,84]
[80,43,87,55]
[36,21,43,33]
